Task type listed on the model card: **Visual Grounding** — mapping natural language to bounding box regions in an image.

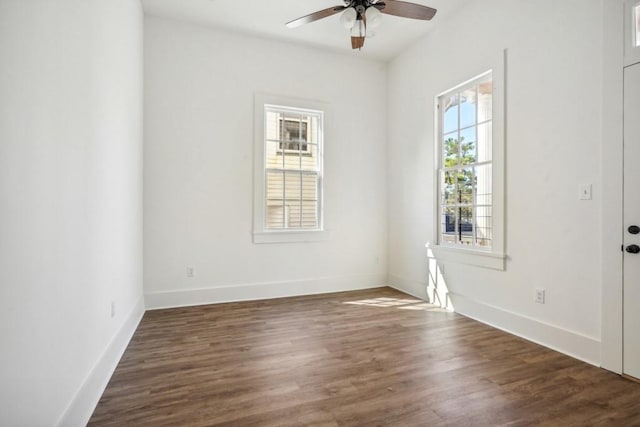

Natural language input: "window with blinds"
[264,105,323,230]
[437,72,493,250]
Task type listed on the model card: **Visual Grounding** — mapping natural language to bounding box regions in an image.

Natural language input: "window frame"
[253,93,329,244]
[432,53,506,270]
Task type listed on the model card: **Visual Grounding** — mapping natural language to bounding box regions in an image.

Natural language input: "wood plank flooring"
[89,287,640,426]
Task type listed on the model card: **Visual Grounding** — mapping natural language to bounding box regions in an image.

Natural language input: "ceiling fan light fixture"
[350,19,366,37]
[365,6,382,29]
[340,7,357,29]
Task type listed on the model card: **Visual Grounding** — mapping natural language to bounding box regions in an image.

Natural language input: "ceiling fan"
[286,0,437,50]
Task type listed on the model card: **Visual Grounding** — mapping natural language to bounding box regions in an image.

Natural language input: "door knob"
[629,225,640,235]
[626,244,640,254]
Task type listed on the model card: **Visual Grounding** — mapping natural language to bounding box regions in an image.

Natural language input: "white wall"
[143,17,388,308]
[387,0,604,363]
[0,0,144,425]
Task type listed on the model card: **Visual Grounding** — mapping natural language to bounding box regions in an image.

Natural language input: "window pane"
[441,171,457,205]
[477,122,492,163]
[478,81,493,122]
[301,173,318,201]
[265,141,281,169]
[301,201,318,228]
[266,205,285,229]
[283,150,301,170]
[459,127,476,165]
[266,171,284,229]
[284,171,301,203]
[475,164,492,206]
[442,94,459,134]
[459,206,473,245]
[459,88,477,129]
[266,170,284,199]
[475,206,492,248]
[300,143,319,171]
[284,200,319,229]
[283,201,301,229]
[441,207,457,243]
[265,111,280,141]
[457,168,474,204]
[443,133,459,167]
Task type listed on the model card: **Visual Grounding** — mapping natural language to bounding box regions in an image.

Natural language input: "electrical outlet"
[535,288,545,304]
[110,301,116,318]
[187,266,195,277]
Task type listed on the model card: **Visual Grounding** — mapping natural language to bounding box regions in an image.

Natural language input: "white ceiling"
[141,0,466,62]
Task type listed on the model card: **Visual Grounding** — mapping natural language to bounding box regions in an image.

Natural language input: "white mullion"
[438,98,444,243]
[456,91,461,245]
[299,115,303,228]
[280,113,286,229]
[472,84,479,248]
[317,114,323,229]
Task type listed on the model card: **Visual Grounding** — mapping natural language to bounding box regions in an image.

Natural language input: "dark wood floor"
[90,287,640,426]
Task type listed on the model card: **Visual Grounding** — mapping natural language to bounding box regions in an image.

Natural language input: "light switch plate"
[579,184,592,200]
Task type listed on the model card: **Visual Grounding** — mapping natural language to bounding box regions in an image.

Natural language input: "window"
[432,59,505,270]
[253,94,328,243]
[438,72,493,250]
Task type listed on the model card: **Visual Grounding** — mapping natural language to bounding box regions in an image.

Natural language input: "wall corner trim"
[56,296,145,427]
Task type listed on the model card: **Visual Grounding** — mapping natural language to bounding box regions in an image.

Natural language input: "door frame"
[601,0,640,373]
[601,0,625,373]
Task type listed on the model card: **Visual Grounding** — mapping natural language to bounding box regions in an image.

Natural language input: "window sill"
[253,229,330,244]
[426,243,506,270]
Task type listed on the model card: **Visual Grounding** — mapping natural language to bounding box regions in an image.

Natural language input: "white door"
[623,62,640,380]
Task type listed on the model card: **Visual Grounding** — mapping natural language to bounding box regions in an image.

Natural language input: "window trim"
[432,51,506,270]
[253,93,329,244]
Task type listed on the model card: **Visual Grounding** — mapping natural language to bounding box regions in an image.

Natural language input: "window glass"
[438,73,493,250]
[264,105,322,230]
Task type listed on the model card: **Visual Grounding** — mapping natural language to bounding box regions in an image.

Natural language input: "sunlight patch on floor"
[343,297,448,312]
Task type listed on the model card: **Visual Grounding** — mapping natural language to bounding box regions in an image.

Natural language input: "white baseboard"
[144,273,388,310]
[57,295,145,427]
[388,275,601,366]
[449,292,601,366]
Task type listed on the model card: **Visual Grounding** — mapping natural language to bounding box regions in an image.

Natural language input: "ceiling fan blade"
[351,36,365,49]
[378,0,437,20]
[286,6,346,29]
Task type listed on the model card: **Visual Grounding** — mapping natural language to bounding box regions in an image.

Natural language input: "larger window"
[253,94,327,244]
[437,72,493,250]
